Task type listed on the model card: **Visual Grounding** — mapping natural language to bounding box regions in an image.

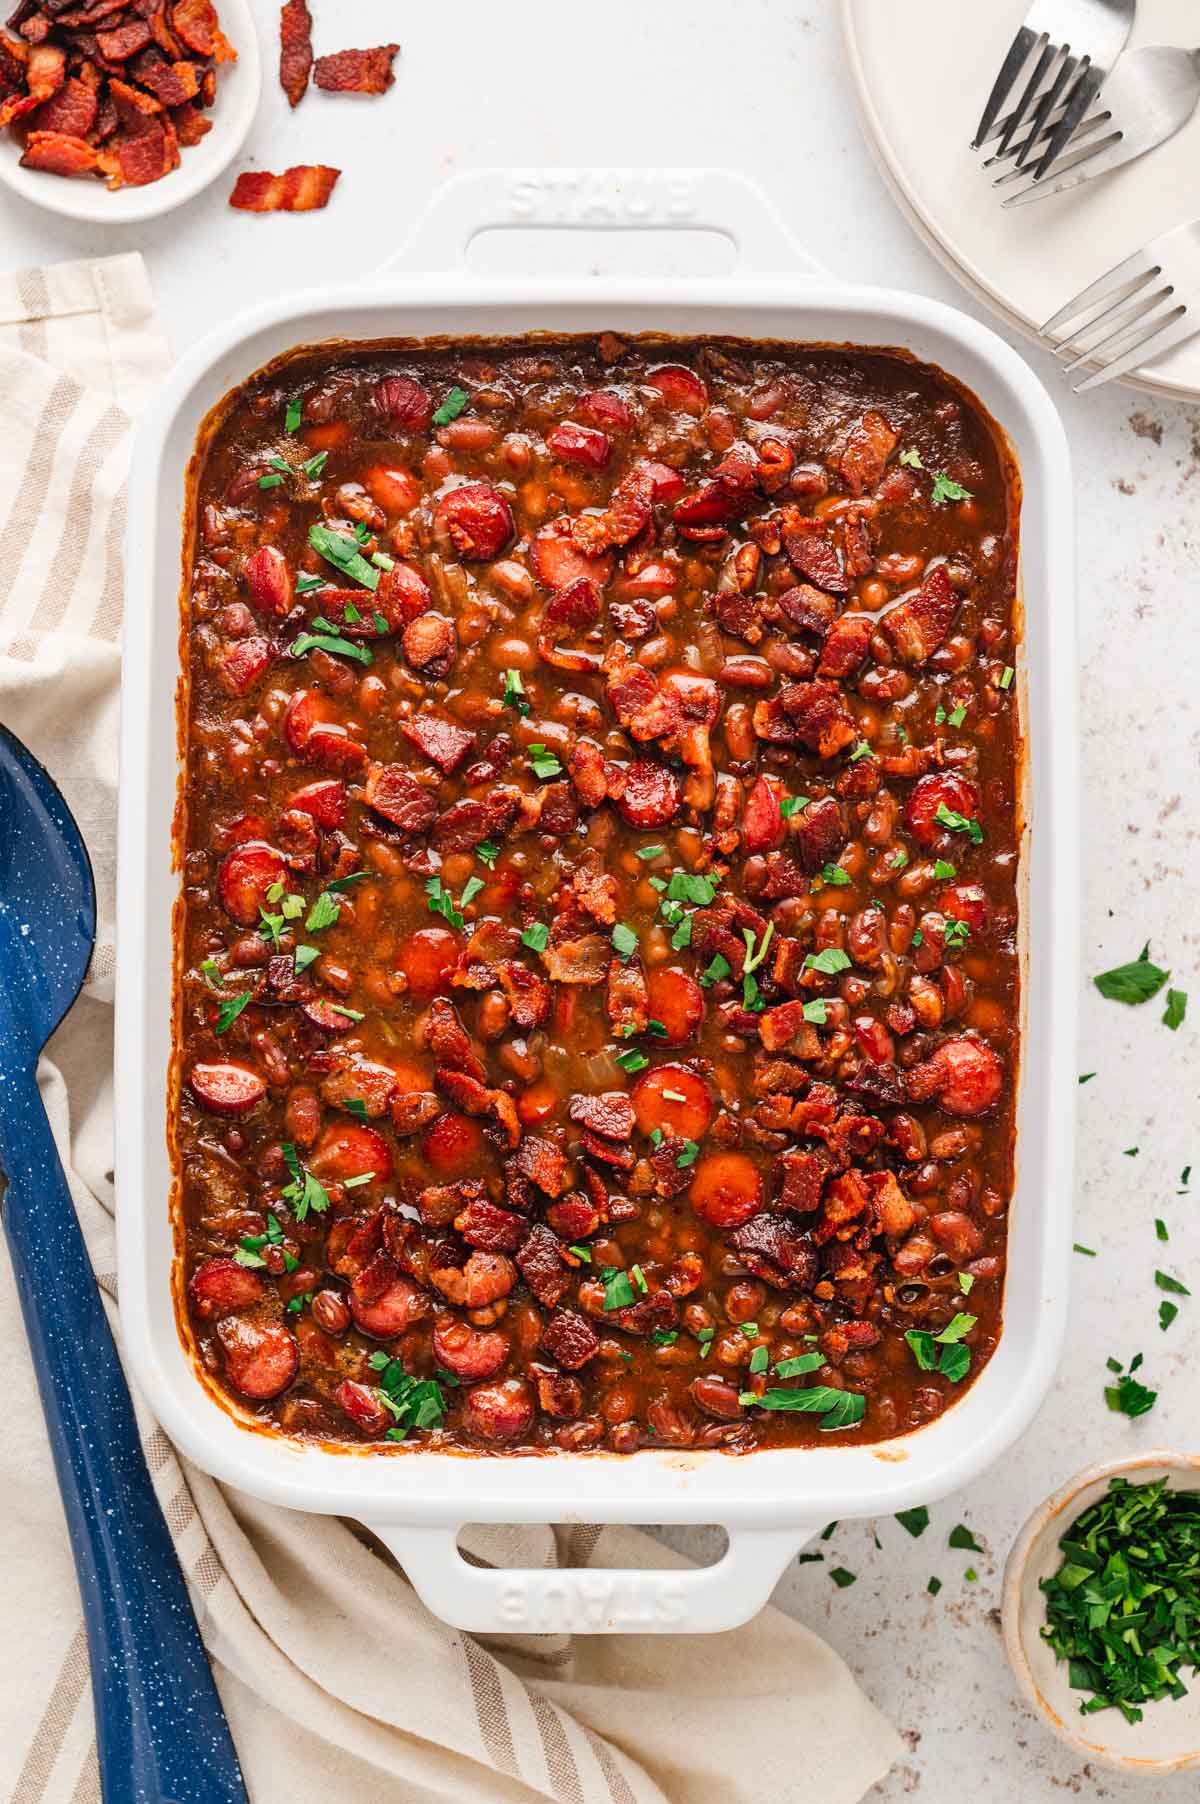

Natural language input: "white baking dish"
[116,168,1077,1635]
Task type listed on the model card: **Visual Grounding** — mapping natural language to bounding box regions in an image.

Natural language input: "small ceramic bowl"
[1003,1451,1200,1776]
[0,0,260,225]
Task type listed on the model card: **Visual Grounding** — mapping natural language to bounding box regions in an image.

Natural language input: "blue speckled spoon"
[0,726,247,1804]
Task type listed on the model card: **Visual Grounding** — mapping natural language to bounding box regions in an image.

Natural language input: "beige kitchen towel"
[0,254,903,1804]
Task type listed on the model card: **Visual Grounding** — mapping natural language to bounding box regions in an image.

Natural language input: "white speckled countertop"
[2,2,1197,1796]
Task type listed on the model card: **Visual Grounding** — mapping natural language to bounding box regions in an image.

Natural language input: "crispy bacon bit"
[229,164,340,213]
[313,42,399,94]
[881,563,959,665]
[278,0,311,106]
[173,0,235,62]
[20,128,98,175]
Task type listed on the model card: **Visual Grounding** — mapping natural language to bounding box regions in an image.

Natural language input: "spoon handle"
[0,1061,247,1804]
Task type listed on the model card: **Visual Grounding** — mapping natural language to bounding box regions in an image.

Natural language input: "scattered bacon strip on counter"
[229,163,340,213]
[312,43,399,94]
[0,0,234,187]
[278,0,311,107]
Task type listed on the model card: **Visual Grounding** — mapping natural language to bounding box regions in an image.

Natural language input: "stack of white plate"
[841,0,1200,401]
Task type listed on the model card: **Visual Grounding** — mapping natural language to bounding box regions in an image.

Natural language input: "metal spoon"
[0,725,247,1804]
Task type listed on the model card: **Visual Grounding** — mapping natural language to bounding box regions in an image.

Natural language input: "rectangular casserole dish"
[116,167,1077,1634]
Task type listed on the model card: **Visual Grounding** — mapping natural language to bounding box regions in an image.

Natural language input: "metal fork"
[989,45,1200,206]
[1041,219,1200,389]
[972,0,1136,175]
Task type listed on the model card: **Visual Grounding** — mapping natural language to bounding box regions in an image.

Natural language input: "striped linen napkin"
[0,254,901,1804]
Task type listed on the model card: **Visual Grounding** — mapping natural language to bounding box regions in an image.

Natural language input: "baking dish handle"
[378,167,825,279]
[372,1522,816,1634]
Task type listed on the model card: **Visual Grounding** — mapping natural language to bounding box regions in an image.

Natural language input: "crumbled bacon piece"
[20,128,98,175]
[313,42,399,94]
[278,0,311,106]
[229,164,340,212]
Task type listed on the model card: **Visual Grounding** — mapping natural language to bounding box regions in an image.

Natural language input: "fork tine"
[999,130,1124,204]
[1061,289,1176,370]
[1014,51,1080,166]
[1041,250,1155,338]
[1074,308,1197,391]
[1032,60,1104,177]
[981,79,1066,151]
[996,40,1059,155]
[1050,272,1163,356]
[986,105,1108,176]
[972,23,1040,147]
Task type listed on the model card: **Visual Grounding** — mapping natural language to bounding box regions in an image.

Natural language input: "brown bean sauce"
[173,335,1020,1455]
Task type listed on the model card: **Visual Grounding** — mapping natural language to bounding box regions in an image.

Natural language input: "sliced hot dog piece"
[631,1064,713,1140]
[282,688,331,756]
[189,1062,267,1115]
[461,1376,535,1442]
[576,389,633,434]
[939,882,990,937]
[334,1379,390,1436]
[421,1110,486,1179]
[216,1317,299,1401]
[432,1313,509,1379]
[310,1123,394,1184]
[904,772,982,850]
[531,518,613,591]
[688,1151,763,1228]
[349,1273,429,1339]
[910,1036,1003,1117]
[217,840,286,925]
[644,967,705,1045]
[644,364,708,414]
[189,1256,266,1317]
[741,773,786,853]
[546,421,612,470]
[615,760,682,828]
[397,927,460,1000]
[436,482,514,561]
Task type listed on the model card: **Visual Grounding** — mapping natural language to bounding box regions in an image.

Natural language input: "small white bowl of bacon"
[0,0,261,223]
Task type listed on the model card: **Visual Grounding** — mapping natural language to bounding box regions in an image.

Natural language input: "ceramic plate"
[841,0,1200,401]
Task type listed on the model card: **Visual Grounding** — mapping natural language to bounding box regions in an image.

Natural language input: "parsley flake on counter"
[528,742,563,780]
[1104,1353,1157,1418]
[1156,1219,1170,1242]
[1094,943,1170,1005]
[930,471,973,506]
[1073,1243,1097,1257]
[948,1524,982,1552]
[895,1506,931,1538]
[1155,1270,1190,1297]
[1160,1301,1179,1332]
[830,1567,857,1588]
[1079,1072,1096,1084]
[432,385,470,426]
[927,1576,943,1595]
[1164,988,1188,1031]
